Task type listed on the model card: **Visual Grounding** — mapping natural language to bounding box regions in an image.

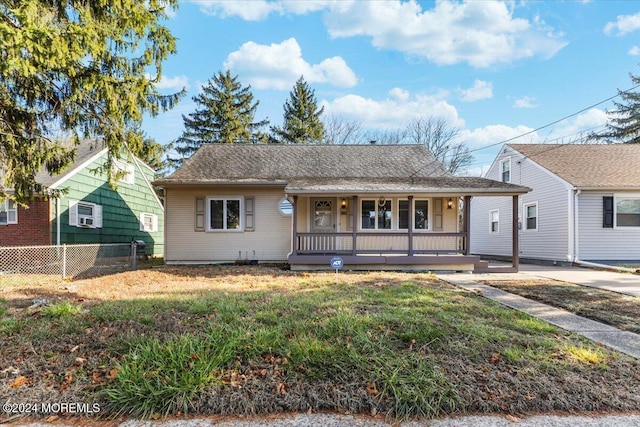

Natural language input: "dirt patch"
[480,279,640,333]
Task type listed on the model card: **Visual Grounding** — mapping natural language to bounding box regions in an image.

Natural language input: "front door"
[311,198,335,252]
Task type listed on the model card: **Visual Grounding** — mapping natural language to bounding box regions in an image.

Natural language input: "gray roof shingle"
[156,144,529,195]
[508,143,640,189]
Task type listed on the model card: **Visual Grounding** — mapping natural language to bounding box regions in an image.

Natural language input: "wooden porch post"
[408,195,414,256]
[352,195,357,256]
[463,196,471,255]
[292,196,298,256]
[512,195,519,271]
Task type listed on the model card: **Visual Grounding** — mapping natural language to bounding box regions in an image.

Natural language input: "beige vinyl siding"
[165,186,291,262]
[471,146,571,262]
[577,192,640,261]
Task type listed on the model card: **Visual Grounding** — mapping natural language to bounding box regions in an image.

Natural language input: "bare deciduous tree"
[406,117,472,175]
[322,115,365,145]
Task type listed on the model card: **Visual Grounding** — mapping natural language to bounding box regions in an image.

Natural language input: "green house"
[0,141,164,255]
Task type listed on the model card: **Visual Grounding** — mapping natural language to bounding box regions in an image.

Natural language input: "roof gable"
[508,144,640,189]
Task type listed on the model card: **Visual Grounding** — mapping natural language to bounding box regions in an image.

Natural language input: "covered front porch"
[286,190,523,273]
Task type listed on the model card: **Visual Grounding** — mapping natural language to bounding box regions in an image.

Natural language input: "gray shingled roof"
[508,144,640,189]
[35,140,106,187]
[157,144,529,195]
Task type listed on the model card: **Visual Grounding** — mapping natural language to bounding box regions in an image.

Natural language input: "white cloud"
[190,0,278,21]
[513,96,537,109]
[321,89,463,130]
[629,46,640,56]
[324,0,567,68]
[604,12,640,36]
[155,75,189,91]
[224,38,358,90]
[456,80,493,102]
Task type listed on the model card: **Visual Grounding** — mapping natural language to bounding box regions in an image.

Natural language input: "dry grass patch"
[1,266,640,422]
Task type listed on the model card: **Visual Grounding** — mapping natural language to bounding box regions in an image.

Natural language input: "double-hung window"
[207,197,242,231]
[398,199,429,230]
[361,199,391,230]
[0,199,17,225]
[140,213,158,232]
[501,158,511,183]
[490,209,499,233]
[615,196,640,227]
[69,200,103,228]
[523,202,537,231]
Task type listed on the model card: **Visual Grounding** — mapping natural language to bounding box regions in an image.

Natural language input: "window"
[490,209,499,233]
[523,202,537,231]
[69,200,102,228]
[140,213,158,232]
[615,197,640,227]
[361,198,391,230]
[278,198,293,216]
[0,199,17,225]
[113,159,134,184]
[207,197,242,231]
[398,199,429,230]
[501,158,511,183]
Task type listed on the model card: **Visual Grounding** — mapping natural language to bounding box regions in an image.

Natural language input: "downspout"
[573,259,640,274]
[572,189,581,263]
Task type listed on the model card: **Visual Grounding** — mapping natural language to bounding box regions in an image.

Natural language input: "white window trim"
[69,200,103,229]
[0,199,18,225]
[360,198,393,231]
[500,157,511,183]
[613,193,640,229]
[490,209,499,234]
[523,201,538,231]
[397,198,431,231]
[113,159,135,185]
[206,196,244,232]
[140,212,158,232]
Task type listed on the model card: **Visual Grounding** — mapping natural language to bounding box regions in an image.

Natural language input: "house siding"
[164,186,291,263]
[577,192,640,261]
[471,146,571,262]
[0,199,51,247]
[51,153,164,255]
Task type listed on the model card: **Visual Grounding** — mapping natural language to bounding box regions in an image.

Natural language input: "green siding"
[50,152,164,256]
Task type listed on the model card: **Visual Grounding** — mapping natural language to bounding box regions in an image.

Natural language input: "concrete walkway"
[437,266,640,359]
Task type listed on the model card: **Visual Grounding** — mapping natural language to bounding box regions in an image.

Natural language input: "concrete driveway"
[516,264,640,298]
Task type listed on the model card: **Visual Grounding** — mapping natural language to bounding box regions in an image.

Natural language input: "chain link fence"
[0,243,141,280]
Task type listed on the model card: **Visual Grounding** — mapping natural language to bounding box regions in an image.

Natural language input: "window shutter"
[603,196,613,228]
[245,196,255,232]
[195,197,205,231]
[139,213,145,232]
[433,198,443,231]
[152,215,158,233]
[94,205,103,228]
[69,200,78,226]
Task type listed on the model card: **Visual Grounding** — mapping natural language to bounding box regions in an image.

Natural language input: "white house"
[470,143,640,265]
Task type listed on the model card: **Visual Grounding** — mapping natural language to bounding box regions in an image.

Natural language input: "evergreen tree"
[593,70,640,144]
[272,76,325,144]
[174,70,268,162]
[0,0,182,203]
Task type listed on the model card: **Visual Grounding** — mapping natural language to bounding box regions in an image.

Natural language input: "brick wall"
[0,199,51,246]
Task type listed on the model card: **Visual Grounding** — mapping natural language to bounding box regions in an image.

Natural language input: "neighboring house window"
[523,202,537,231]
[140,213,158,232]
[615,196,640,227]
[69,200,103,228]
[490,209,499,233]
[501,158,511,183]
[207,196,242,231]
[398,199,429,230]
[0,199,18,225]
[113,159,134,184]
[361,198,391,230]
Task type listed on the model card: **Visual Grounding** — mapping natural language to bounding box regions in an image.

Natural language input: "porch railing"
[295,232,466,255]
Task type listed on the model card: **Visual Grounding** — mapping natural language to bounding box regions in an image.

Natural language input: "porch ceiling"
[284,177,530,196]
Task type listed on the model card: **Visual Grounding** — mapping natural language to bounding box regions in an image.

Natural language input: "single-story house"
[470,143,640,265]
[155,144,529,271]
[0,140,164,255]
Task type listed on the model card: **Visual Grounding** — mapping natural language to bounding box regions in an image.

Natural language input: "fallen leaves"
[10,376,29,388]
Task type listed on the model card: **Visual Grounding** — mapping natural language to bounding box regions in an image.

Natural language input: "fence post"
[62,244,67,279]
[131,240,137,270]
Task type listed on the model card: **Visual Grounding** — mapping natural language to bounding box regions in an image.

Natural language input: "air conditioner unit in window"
[79,216,94,226]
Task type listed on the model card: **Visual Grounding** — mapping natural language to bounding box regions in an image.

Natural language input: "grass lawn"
[1,266,640,422]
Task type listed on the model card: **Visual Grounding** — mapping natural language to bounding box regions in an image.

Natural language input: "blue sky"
[144,0,640,175]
